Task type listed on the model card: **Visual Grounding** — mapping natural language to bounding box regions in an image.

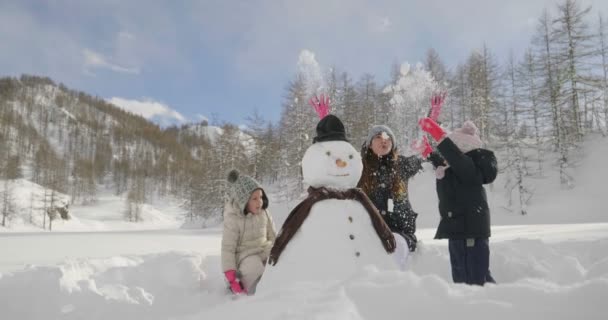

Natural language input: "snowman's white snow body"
[257,140,402,291]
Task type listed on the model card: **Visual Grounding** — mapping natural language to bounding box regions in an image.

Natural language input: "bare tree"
[598,14,608,134]
[502,53,532,214]
[534,10,572,187]
[552,0,595,140]
[520,48,546,175]
[1,179,17,227]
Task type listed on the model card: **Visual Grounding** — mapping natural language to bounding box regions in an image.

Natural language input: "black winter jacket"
[364,155,422,237]
[428,138,498,240]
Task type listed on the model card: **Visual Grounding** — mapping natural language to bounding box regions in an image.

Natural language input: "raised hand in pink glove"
[308,94,331,119]
[410,136,433,159]
[419,117,446,142]
[224,270,246,295]
[429,92,447,122]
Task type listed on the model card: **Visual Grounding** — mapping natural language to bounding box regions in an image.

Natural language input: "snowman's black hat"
[313,114,348,144]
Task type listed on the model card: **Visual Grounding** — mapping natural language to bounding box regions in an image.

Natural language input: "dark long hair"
[357,145,407,200]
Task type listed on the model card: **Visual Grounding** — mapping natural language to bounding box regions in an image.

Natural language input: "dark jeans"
[448,238,496,286]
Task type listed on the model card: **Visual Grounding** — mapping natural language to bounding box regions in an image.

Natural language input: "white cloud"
[83,49,140,75]
[108,97,186,126]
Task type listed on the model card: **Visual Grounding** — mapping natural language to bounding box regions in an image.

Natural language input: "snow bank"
[1,234,606,320]
[0,252,223,320]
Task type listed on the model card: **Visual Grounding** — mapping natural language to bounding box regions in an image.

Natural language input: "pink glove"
[419,117,446,142]
[429,92,447,122]
[224,270,246,295]
[411,136,433,159]
[308,94,331,119]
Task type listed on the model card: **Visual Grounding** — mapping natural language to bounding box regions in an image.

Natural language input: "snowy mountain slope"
[181,122,256,156]
[0,76,253,230]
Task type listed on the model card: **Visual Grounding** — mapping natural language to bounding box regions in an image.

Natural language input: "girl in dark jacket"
[358,125,423,254]
[419,118,498,286]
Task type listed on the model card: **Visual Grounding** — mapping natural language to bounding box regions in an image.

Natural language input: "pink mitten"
[419,117,446,142]
[411,136,433,159]
[429,92,447,122]
[224,270,246,294]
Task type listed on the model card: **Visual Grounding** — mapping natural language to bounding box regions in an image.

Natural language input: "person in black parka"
[420,118,498,286]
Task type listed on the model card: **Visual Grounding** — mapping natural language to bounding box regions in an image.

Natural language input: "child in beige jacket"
[221,169,276,295]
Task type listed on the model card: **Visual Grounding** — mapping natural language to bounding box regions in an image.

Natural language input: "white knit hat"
[365,125,396,149]
[447,121,483,153]
[226,169,267,212]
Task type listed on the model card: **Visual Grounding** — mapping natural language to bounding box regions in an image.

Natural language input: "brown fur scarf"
[268,186,396,266]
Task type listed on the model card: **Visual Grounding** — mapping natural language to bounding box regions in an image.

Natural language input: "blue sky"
[1,0,607,126]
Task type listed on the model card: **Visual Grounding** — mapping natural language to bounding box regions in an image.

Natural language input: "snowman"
[256,96,398,292]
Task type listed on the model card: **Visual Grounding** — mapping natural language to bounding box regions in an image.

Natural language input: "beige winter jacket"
[221,199,277,272]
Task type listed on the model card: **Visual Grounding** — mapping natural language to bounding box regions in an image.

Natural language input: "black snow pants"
[448,238,496,286]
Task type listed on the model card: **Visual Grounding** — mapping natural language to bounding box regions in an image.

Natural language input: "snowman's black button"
[348,216,353,222]
[355,252,360,257]
[349,234,355,240]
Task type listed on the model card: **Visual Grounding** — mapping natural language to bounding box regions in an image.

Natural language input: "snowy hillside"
[0,179,69,231]
[0,76,258,230]
[182,122,256,154]
[0,177,186,232]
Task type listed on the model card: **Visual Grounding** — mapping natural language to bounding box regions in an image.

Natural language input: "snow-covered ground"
[0,224,606,319]
[1,137,607,319]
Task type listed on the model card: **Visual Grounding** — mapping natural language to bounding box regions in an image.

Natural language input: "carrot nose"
[336,159,348,168]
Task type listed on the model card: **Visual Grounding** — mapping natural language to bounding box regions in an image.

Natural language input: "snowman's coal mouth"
[329,174,350,177]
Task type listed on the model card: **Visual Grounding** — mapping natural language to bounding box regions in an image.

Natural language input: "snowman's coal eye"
[326,151,331,156]
[349,154,354,159]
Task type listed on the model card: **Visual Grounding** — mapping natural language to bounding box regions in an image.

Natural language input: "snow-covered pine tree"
[277,75,315,201]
